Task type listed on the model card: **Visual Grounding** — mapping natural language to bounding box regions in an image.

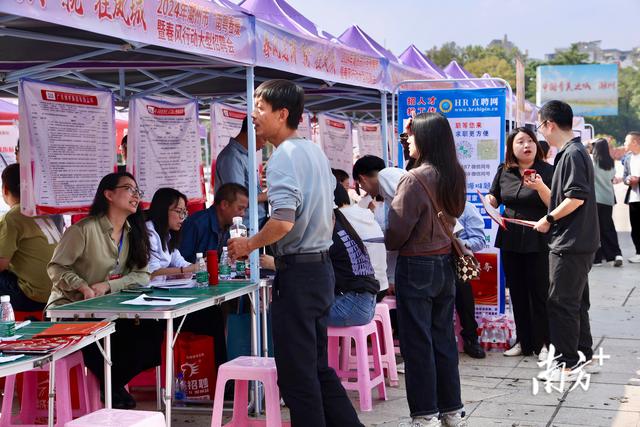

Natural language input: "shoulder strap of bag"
[409,170,465,258]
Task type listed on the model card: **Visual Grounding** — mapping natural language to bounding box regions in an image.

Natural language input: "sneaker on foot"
[538,345,549,363]
[537,364,578,382]
[628,254,640,263]
[412,416,441,427]
[614,255,624,267]
[441,412,468,427]
[504,342,522,357]
[397,362,405,374]
[592,261,603,267]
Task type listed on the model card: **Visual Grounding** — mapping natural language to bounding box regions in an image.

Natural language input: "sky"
[280,0,640,60]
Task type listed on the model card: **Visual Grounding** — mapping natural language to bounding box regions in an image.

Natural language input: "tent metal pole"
[5,48,116,82]
[119,69,125,100]
[137,69,194,100]
[381,91,389,166]
[245,66,263,415]
[0,70,72,92]
[325,100,371,114]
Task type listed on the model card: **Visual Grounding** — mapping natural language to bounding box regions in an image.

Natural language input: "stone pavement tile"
[487,379,563,406]
[460,374,504,388]
[459,352,525,368]
[552,406,640,427]
[561,383,640,412]
[465,417,544,426]
[458,364,515,379]
[590,307,640,339]
[466,401,555,424]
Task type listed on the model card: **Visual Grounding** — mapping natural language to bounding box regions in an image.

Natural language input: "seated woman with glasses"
[47,172,160,410]
[146,188,197,278]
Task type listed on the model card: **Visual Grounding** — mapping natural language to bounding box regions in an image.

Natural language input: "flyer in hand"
[476,190,536,229]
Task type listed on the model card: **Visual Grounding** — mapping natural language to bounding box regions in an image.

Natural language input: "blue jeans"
[396,255,463,418]
[327,291,376,327]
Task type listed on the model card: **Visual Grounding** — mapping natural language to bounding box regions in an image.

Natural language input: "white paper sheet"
[0,354,24,363]
[120,294,195,306]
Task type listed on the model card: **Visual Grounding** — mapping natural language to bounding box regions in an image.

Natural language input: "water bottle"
[0,295,15,338]
[229,217,247,278]
[174,372,187,400]
[195,253,209,286]
[219,247,231,280]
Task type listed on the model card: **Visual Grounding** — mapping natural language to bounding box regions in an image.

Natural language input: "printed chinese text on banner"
[19,79,116,216]
[0,0,254,65]
[536,64,618,116]
[355,121,383,159]
[128,96,204,205]
[398,87,507,316]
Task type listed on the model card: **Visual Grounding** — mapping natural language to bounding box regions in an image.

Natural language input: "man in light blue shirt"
[214,118,268,226]
[228,79,362,427]
[455,202,487,359]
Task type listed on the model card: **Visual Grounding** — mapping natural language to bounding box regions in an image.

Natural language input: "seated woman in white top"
[146,188,197,277]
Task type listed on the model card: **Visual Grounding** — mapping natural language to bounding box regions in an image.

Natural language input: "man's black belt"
[275,251,330,270]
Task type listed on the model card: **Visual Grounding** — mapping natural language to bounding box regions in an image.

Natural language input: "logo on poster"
[439,99,453,113]
[146,105,186,116]
[222,109,246,120]
[40,90,98,106]
[327,119,346,129]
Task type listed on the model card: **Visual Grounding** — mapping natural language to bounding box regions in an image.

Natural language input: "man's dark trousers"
[271,255,362,427]
[548,252,594,367]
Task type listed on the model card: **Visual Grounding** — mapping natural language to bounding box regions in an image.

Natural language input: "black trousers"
[83,319,163,389]
[0,271,46,312]
[548,252,594,367]
[595,203,622,262]
[501,251,550,354]
[454,280,478,343]
[630,202,640,255]
[271,257,362,427]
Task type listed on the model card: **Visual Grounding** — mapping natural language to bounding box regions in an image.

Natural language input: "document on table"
[120,294,196,306]
[0,354,24,363]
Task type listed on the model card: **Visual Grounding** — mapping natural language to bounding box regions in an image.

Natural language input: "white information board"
[210,102,246,160]
[318,113,353,177]
[18,79,115,216]
[355,121,383,158]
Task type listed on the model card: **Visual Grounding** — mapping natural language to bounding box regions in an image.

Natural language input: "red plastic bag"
[173,332,216,400]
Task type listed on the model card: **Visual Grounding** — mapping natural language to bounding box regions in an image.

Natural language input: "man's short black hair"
[331,168,349,183]
[254,79,304,130]
[352,155,385,180]
[1,163,20,199]
[627,131,640,140]
[239,117,248,134]
[539,100,573,131]
[214,183,248,206]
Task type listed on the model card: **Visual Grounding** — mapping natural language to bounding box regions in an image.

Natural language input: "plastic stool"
[0,352,91,427]
[211,356,289,427]
[64,408,165,427]
[373,304,399,386]
[327,322,387,411]
[381,296,400,355]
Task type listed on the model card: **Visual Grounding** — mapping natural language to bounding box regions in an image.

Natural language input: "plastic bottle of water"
[229,217,247,278]
[174,372,187,400]
[195,252,209,286]
[219,247,231,280]
[0,295,15,337]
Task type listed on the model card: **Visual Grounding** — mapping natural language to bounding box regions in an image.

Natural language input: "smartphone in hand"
[523,169,536,182]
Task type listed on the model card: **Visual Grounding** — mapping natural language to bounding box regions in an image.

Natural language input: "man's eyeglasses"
[170,208,188,219]
[535,120,548,132]
[114,185,144,198]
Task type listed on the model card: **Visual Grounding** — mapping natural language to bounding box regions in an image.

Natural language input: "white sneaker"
[441,412,468,427]
[536,364,578,382]
[628,254,640,263]
[538,345,549,362]
[411,416,441,427]
[503,342,522,357]
[397,362,405,374]
[614,255,624,267]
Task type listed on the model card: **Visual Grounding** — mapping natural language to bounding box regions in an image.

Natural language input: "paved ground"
[148,183,640,427]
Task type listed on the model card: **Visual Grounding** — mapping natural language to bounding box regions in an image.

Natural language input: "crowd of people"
[1,79,639,426]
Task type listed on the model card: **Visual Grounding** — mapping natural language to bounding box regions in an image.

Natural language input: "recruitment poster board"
[355,121,383,158]
[0,124,18,214]
[210,102,246,159]
[297,112,312,140]
[398,87,507,317]
[18,79,116,216]
[128,97,204,205]
[536,64,618,116]
[318,113,353,177]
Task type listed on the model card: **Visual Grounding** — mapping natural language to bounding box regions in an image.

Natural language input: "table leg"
[47,358,55,427]
[104,334,112,409]
[164,319,173,427]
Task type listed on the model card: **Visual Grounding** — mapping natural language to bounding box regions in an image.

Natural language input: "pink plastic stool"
[381,296,400,355]
[0,352,91,427]
[327,321,387,411]
[373,304,399,387]
[64,408,165,427]
[211,356,289,427]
